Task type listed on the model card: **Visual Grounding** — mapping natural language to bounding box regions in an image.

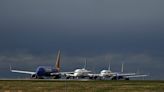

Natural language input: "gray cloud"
[0,0,164,79]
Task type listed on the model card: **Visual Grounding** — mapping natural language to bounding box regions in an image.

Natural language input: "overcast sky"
[0,0,164,79]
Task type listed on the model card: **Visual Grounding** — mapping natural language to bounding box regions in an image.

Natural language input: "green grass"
[0,80,164,92]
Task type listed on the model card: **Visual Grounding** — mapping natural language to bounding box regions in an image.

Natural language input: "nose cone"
[74,72,81,77]
[36,67,45,76]
[100,70,111,76]
[74,69,82,77]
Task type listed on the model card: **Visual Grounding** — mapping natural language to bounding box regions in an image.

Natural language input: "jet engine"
[31,74,37,79]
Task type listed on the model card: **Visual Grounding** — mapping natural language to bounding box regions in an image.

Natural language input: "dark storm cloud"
[0,0,164,79]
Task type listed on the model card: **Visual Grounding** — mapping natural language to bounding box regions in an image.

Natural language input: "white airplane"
[65,58,92,79]
[89,63,148,80]
[10,50,67,79]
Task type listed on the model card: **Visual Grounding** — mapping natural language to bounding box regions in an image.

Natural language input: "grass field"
[0,80,164,92]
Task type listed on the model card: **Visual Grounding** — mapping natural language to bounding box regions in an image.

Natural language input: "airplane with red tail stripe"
[10,50,65,79]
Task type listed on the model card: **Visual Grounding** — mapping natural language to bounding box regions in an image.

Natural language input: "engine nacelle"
[31,74,37,79]
[111,76,123,80]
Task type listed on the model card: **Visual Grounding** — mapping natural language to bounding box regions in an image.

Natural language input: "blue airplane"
[10,50,63,79]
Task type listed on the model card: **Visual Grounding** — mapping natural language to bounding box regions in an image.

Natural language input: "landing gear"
[52,75,61,79]
[125,78,130,80]
[66,76,70,79]
[111,76,130,80]
[111,76,119,80]
[65,76,75,79]
[31,74,44,79]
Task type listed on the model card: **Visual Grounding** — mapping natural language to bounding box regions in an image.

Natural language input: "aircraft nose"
[74,73,80,76]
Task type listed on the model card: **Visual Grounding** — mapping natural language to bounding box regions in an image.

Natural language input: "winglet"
[55,50,61,71]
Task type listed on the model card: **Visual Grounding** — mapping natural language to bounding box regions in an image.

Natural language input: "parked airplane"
[10,50,63,79]
[65,58,92,79]
[89,63,148,80]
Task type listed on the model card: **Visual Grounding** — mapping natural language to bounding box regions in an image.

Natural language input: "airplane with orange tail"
[10,50,64,79]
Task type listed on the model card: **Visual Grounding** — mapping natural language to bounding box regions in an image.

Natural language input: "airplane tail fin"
[108,63,111,71]
[83,58,87,69]
[55,50,61,71]
[9,65,12,71]
[121,62,124,73]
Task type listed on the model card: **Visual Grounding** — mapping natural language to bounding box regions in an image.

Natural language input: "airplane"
[10,50,64,79]
[64,58,92,79]
[89,62,148,80]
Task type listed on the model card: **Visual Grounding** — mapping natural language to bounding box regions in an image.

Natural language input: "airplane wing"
[11,69,35,75]
[59,70,92,75]
[10,65,35,75]
[126,74,148,78]
[112,72,148,78]
[115,73,136,76]
[60,72,74,74]
[88,73,100,77]
[65,73,75,77]
[50,72,74,76]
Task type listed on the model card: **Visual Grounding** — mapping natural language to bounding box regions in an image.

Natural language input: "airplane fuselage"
[74,69,89,77]
[32,66,60,79]
[100,70,112,77]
